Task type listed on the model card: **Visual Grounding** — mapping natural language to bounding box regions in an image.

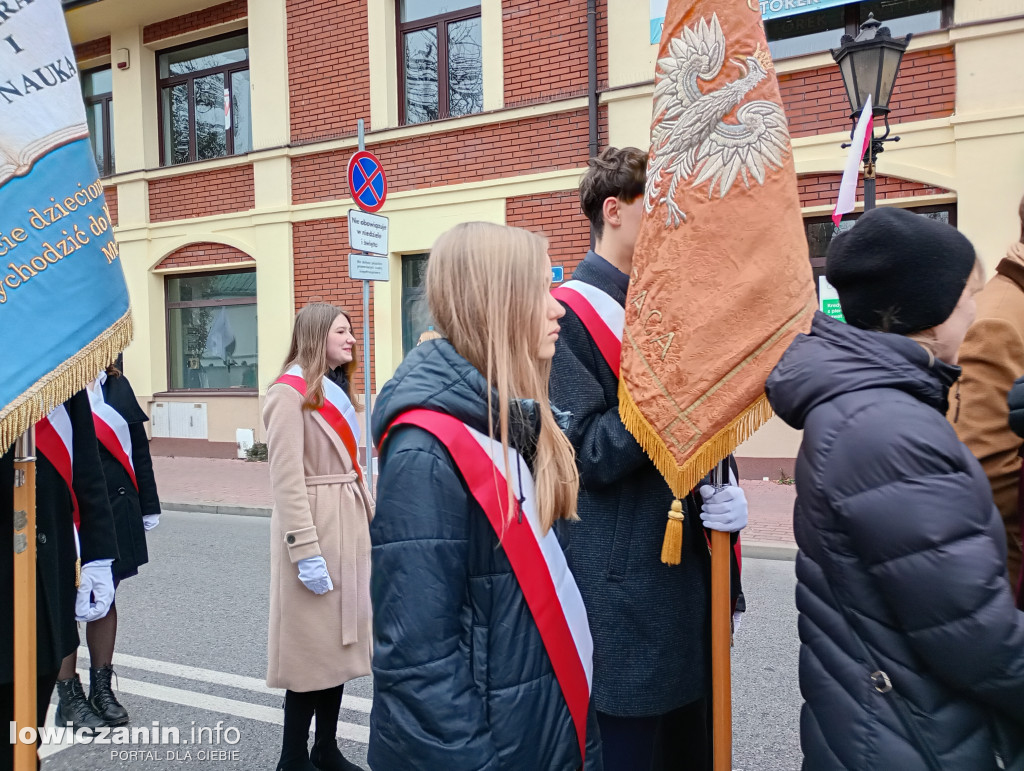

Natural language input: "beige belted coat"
[264,382,373,692]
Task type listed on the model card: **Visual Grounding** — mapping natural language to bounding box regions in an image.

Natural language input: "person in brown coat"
[264,302,374,771]
[952,193,1024,586]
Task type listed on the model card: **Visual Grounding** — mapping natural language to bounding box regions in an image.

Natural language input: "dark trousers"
[598,697,710,771]
[0,669,59,771]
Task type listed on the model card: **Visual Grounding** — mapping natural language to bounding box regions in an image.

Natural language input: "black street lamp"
[831,14,912,210]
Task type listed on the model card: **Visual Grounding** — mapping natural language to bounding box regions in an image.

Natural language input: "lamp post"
[832,14,912,210]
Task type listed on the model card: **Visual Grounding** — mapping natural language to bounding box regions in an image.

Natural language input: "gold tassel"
[75,558,81,589]
[660,499,685,565]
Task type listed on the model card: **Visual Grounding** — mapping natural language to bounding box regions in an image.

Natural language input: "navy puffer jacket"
[368,339,602,771]
[766,313,1024,771]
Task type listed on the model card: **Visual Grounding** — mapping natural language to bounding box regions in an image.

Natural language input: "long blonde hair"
[427,222,579,532]
[281,302,360,411]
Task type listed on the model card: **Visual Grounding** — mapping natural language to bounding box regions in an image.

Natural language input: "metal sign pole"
[356,119,374,491]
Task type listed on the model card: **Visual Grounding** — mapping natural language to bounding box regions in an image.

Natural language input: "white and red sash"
[35,405,81,557]
[552,279,624,377]
[384,409,593,762]
[88,375,137,490]
[275,365,362,480]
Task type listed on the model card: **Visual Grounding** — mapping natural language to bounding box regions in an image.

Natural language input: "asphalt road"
[39,511,801,770]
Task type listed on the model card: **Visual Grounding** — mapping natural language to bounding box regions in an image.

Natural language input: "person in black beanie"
[766,207,1024,769]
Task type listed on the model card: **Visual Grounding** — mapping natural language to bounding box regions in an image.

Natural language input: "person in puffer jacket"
[766,207,1024,771]
[1004,372,1024,607]
[369,222,602,771]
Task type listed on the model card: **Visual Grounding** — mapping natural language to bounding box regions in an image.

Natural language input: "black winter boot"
[89,665,129,726]
[309,740,362,771]
[54,674,105,730]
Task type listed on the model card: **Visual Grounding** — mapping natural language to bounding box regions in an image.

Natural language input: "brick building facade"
[63,0,1024,465]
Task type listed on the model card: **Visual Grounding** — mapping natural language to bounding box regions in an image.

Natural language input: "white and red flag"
[832,94,875,227]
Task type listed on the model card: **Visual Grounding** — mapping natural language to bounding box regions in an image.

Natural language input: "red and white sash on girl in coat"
[552,280,744,582]
[274,366,363,480]
[88,374,138,491]
[35,404,81,559]
[551,279,624,377]
[383,409,594,762]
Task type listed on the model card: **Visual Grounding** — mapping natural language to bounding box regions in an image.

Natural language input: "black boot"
[89,665,129,726]
[54,674,105,730]
[309,740,362,771]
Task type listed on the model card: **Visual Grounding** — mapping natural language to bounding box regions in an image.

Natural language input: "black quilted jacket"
[767,312,1024,770]
[368,339,602,771]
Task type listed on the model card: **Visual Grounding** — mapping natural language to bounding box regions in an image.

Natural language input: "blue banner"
[651,0,856,42]
[0,0,132,451]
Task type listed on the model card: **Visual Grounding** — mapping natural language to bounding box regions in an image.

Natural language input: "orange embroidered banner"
[619,0,816,499]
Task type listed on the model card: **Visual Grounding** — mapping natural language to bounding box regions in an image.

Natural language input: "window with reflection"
[157,33,252,166]
[804,204,955,298]
[398,1,483,125]
[165,270,258,390]
[765,0,951,61]
[82,67,114,177]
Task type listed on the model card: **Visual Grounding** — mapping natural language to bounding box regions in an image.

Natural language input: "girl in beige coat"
[265,302,373,771]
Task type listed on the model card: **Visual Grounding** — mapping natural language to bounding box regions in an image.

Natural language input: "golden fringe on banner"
[618,382,775,501]
[0,310,133,453]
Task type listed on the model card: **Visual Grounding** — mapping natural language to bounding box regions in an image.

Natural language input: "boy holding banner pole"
[571,0,817,766]
[550,147,748,770]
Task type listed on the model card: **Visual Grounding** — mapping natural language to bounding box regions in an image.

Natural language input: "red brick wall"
[143,0,247,44]
[797,173,953,208]
[506,191,590,276]
[780,47,956,138]
[149,165,255,222]
[155,242,255,270]
[292,219,376,391]
[503,1,588,105]
[287,0,369,143]
[293,110,590,204]
[104,187,118,226]
[74,37,110,62]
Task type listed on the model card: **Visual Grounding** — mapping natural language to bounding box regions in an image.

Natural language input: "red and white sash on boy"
[384,409,593,762]
[88,374,138,490]
[35,405,81,560]
[274,366,362,480]
[551,279,624,377]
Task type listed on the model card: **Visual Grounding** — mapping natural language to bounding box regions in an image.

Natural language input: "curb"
[743,540,797,561]
[161,501,272,518]
[162,502,800,560]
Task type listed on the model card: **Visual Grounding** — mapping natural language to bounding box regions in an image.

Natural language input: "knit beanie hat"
[825,207,976,334]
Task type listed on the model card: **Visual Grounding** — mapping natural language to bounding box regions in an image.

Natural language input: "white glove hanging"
[142,513,160,531]
[76,558,115,622]
[297,556,333,595]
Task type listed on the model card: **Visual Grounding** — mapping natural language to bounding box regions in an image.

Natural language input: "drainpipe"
[587,0,599,160]
[587,0,599,248]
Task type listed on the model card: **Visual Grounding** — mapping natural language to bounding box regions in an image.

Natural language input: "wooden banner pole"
[13,427,37,771]
[711,459,732,771]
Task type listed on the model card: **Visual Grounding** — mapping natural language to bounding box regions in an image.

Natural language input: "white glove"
[297,556,333,595]
[76,559,115,622]
[142,514,160,531]
[698,483,748,533]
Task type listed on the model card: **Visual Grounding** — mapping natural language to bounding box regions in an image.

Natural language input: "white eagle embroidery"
[645,14,792,227]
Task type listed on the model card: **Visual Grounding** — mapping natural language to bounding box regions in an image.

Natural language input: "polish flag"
[832,94,874,227]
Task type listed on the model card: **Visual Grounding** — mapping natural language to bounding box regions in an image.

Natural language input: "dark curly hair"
[578,146,647,240]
